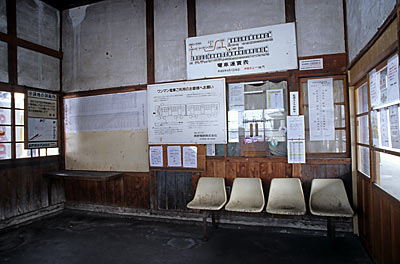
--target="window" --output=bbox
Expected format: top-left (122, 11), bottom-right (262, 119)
top-left (0, 90), bottom-right (59, 160)
top-left (227, 80), bottom-right (288, 157)
top-left (300, 76), bottom-right (348, 154)
top-left (354, 53), bottom-right (400, 200)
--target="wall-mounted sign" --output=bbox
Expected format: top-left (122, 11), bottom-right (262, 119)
top-left (26, 90), bottom-right (58, 149)
top-left (299, 58), bottom-right (323, 71)
top-left (186, 23), bottom-right (298, 79)
top-left (147, 79), bottom-right (227, 144)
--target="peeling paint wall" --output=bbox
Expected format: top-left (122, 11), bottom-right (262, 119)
top-left (0, 41), bottom-right (7, 83)
top-left (17, 47), bottom-right (60, 91)
top-left (0, 0), bottom-right (6, 33)
top-left (16, 0), bottom-right (60, 50)
top-left (196, 0), bottom-right (285, 36)
top-left (154, 0), bottom-right (187, 83)
top-left (347, 0), bottom-right (396, 62)
top-left (296, 0), bottom-right (345, 57)
top-left (62, 0), bottom-right (147, 92)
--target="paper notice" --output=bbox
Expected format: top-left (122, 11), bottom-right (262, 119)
top-left (206, 144), bottom-right (216, 156)
top-left (149, 146), bottom-right (163, 167)
top-left (380, 109), bottom-right (389, 147)
top-left (389, 105), bottom-right (400, 149)
top-left (387, 54), bottom-right (399, 103)
top-left (371, 110), bottom-right (379, 146)
top-left (287, 115), bottom-right (305, 140)
top-left (379, 68), bottom-right (388, 105)
top-left (308, 78), bottom-right (335, 141)
top-left (369, 69), bottom-right (379, 107)
top-left (287, 139), bottom-right (306, 163)
top-left (167, 146), bottom-right (182, 167)
top-left (266, 89), bottom-right (284, 110)
top-left (228, 83), bottom-right (245, 107)
top-left (290, 92), bottom-right (299, 116)
top-left (183, 146), bottom-right (197, 168)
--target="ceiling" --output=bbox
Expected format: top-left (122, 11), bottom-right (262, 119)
top-left (41, 0), bottom-right (106, 10)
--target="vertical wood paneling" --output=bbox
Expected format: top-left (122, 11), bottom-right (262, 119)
top-left (0, 159), bottom-right (62, 221)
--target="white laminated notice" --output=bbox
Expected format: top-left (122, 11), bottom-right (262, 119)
top-left (387, 54), bottom-right (399, 103)
top-left (389, 105), bottom-right (400, 149)
top-left (149, 146), bottom-right (163, 167)
top-left (289, 92), bottom-right (299, 116)
top-left (287, 139), bottom-right (306, 163)
top-left (167, 146), bottom-right (182, 167)
top-left (308, 78), bottom-right (335, 141)
top-left (183, 146), bottom-right (197, 168)
top-left (206, 144), bottom-right (216, 156)
top-left (380, 109), bottom-right (390, 147)
top-left (369, 69), bottom-right (379, 107)
top-left (287, 115), bottom-right (305, 140)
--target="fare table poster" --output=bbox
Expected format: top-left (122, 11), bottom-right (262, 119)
top-left (147, 79), bottom-right (227, 144)
top-left (25, 90), bottom-right (58, 149)
top-left (186, 23), bottom-right (298, 79)
top-left (307, 78), bottom-right (335, 141)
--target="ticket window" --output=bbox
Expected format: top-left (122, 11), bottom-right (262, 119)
top-left (227, 80), bottom-right (288, 157)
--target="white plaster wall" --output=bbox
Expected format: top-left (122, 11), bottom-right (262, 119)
top-left (347, 0), bottom-right (396, 62)
top-left (196, 0), bottom-right (285, 36)
top-left (0, 0), bottom-right (6, 33)
top-left (62, 0), bottom-right (147, 92)
top-left (16, 0), bottom-right (60, 50)
top-left (17, 47), bottom-right (60, 91)
top-left (154, 0), bottom-right (187, 83)
top-left (0, 41), bottom-right (7, 83)
top-left (296, 0), bottom-right (345, 57)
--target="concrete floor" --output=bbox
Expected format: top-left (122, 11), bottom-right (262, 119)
top-left (0, 210), bottom-right (372, 264)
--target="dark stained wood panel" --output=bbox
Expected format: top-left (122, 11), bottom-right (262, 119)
top-left (0, 158), bottom-right (62, 221)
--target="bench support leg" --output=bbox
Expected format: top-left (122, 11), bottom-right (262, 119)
top-left (211, 212), bottom-right (217, 229)
top-left (202, 211), bottom-right (208, 241)
top-left (327, 218), bottom-right (335, 241)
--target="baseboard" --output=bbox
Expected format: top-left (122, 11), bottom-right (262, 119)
top-left (65, 202), bottom-right (354, 236)
top-left (0, 203), bottom-right (64, 231)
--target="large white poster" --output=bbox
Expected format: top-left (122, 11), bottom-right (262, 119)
top-left (64, 91), bottom-right (147, 133)
top-left (186, 23), bottom-right (297, 79)
top-left (148, 79), bottom-right (227, 144)
top-left (308, 78), bottom-right (335, 141)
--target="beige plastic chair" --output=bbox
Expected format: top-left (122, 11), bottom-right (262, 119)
top-left (309, 179), bottom-right (354, 217)
top-left (187, 177), bottom-right (227, 240)
top-left (309, 179), bottom-right (354, 240)
top-left (225, 178), bottom-right (265, 213)
top-left (187, 177), bottom-right (227, 210)
top-left (266, 178), bottom-right (306, 215)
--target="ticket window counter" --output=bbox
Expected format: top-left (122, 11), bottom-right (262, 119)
top-left (226, 80), bottom-right (288, 158)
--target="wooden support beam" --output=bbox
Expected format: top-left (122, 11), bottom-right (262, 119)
top-left (285, 0), bottom-right (296, 23)
top-left (7, 0), bottom-right (17, 85)
top-left (146, 0), bottom-right (155, 85)
top-left (187, 0), bottom-right (196, 37)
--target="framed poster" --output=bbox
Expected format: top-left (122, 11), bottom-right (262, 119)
top-left (147, 78), bottom-right (227, 144)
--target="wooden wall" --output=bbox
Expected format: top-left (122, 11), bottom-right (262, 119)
top-left (0, 157), bottom-right (63, 221)
top-left (63, 172), bottom-right (150, 209)
top-left (357, 173), bottom-right (400, 264)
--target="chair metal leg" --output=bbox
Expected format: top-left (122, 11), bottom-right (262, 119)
top-left (327, 218), bottom-right (335, 241)
top-left (211, 212), bottom-right (217, 228)
top-left (202, 211), bottom-right (208, 241)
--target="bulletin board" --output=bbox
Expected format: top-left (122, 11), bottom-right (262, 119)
top-left (64, 91), bottom-right (149, 172)
top-left (25, 90), bottom-right (58, 149)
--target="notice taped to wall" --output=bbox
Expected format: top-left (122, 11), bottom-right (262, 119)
top-left (186, 23), bottom-right (297, 79)
top-left (26, 90), bottom-right (58, 149)
top-left (147, 79), bottom-right (227, 144)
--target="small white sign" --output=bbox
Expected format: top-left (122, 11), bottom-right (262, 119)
top-left (289, 92), bottom-right (299, 116)
top-left (287, 115), bottom-right (305, 140)
top-left (206, 144), bottom-right (216, 156)
top-left (299, 58), bottom-right (323, 71)
top-left (183, 146), bottom-right (197, 168)
top-left (149, 146), bottom-right (163, 167)
top-left (167, 146), bottom-right (182, 167)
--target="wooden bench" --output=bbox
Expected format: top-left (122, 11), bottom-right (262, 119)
top-left (266, 178), bottom-right (306, 215)
top-left (44, 170), bottom-right (123, 205)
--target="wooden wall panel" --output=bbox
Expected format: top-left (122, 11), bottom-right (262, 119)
top-left (0, 158), bottom-right (62, 221)
top-left (63, 172), bottom-right (150, 209)
top-left (357, 172), bottom-right (400, 264)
